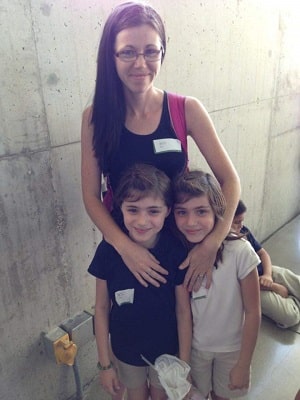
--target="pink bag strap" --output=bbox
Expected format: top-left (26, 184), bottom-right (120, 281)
top-left (167, 92), bottom-right (188, 155)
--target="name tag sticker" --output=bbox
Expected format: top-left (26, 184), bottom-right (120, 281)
top-left (192, 286), bottom-right (208, 300)
top-left (192, 276), bottom-right (208, 300)
top-left (153, 138), bottom-right (182, 154)
top-left (115, 289), bottom-right (135, 306)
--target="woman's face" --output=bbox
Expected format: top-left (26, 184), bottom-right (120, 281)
top-left (114, 24), bottom-right (163, 95)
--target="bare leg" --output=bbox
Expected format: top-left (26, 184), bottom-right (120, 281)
top-left (149, 384), bottom-right (168, 400)
top-left (112, 382), bottom-right (126, 400)
top-left (109, 341), bottom-right (126, 399)
top-left (211, 390), bottom-right (229, 400)
top-left (127, 382), bottom-right (149, 400)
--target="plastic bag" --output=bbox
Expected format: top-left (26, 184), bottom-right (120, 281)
top-left (141, 354), bottom-right (204, 400)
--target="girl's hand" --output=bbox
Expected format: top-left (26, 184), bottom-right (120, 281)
top-left (120, 240), bottom-right (168, 287)
top-left (259, 274), bottom-right (273, 288)
top-left (228, 364), bottom-right (250, 391)
top-left (179, 239), bottom-right (217, 292)
top-left (99, 369), bottom-right (121, 396)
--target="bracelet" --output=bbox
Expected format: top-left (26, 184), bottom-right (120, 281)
top-left (97, 361), bottom-right (113, 371)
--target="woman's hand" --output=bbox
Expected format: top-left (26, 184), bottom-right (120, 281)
top-left (120, 239), bottom-right (168, 287)
top-left (99, 369), bottom-right (121, 396)
top-left (179, 239), bottom-right (218, 292)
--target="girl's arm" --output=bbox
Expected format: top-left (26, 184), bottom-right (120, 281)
top-left (81, 107), bottom-right (168, 287)
top-left (229, 268), bottom-right (261, 390)
top-left (175, 284), bottom-right (192, 364)
top-left (180, 97), bottom-right (241, 291)
top-left (257, 248), bottom-right (273, 288)
top-left (94, 278), bottom-right (120, 396)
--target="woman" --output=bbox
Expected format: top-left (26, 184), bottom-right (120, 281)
top-left (81, 1), bottom-right (240, 290)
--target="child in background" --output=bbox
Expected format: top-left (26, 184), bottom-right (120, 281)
top-left (88, 164), bottom-right (192, 400)
top-left (172, 170), bottom-right (261, 400)
top-left (232, 200), bottom-right (300, 329)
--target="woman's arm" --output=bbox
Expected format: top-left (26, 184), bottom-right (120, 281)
top-left (181, 97), bottom-right (241, 291)
top-left (175, 284), bottom-right (192, 364)
top-left (94, 278), bottom-right (120, 396)
top-left (81, 107), bottom-right (168, 287)
top-left (229, 268), bottom-right (261, 390)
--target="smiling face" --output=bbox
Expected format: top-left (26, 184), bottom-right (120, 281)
top-left (121, 194), bottom-right (170, 249)
top-left (114, 24), bottom-right (163, 94)
top-left (174, 195), bottom-right (216, 244)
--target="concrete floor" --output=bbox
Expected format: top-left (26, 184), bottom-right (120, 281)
top-left (84, 215), bottom-right (300, 400)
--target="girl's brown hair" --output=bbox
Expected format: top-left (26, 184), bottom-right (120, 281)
top-left (172, 170), bottom-right (243, 264)
top-left (173, 170), bottom-right (226, 223)
top-left (114, 163), bottom-right (172, 210)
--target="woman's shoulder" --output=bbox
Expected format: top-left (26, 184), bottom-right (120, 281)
top-left (178, 95), bottom-right (210, 136)
top-left (184, 94), bottom-right (204, 107)
top-left (166, 92), bottom-right (203, 108)
top-left (184, 95), bottom-right (209, 119)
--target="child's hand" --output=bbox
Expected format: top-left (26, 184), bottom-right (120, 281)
top-left (228, 364), bottom-right (250, 391)
top-left (259, 274), bottom-right (273, 288)
top-left (99, 368), bottom-right (121, 396)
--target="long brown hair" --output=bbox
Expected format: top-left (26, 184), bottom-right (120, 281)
top-left (91, 2), bottom-right (166, 175)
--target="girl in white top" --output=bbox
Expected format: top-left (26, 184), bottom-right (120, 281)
top-left (172, 170), bottom-right (261, 400)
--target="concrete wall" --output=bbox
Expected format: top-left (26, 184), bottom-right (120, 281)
top-left (0, 1), bottom-right (299, 399)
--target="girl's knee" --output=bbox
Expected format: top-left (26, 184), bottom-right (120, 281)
top-left (149, 384), bottom-right (168, 400)
top-left (261, 291), bottom-right (300, 327)
top-left (126, 383), bottom-right (149, 400)
top-left (211, 391), bottom-right (229, 400)
top-left (276, 310), bottom-right (300, 328)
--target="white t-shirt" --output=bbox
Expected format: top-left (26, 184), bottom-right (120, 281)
top-left (191, 238), bottom-right (260, 352)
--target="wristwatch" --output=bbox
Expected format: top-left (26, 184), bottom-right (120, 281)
top-left (97, 361), bottom-right (113, 371)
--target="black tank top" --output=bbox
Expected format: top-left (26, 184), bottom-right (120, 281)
top-left (108, 92), bottom-right (187, 192)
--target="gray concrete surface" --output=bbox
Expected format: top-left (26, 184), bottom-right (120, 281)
top-left (0, 1), bottom-right (299, 399)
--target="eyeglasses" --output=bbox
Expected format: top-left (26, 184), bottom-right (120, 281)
top-left (115, 47), bottom-right (164, 63)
